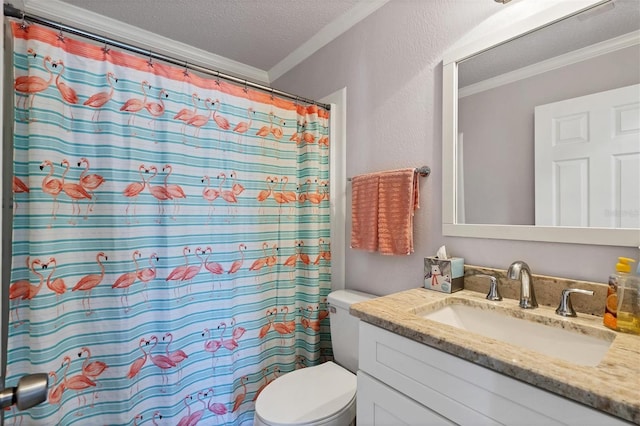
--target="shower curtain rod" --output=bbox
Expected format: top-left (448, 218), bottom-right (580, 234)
top-left (3, 3), bottom-right (331, 110)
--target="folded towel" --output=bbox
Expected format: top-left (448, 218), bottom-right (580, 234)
top-left (350, 173), bottom-right (380, 252)
top-left (377, 168), bottom-right (419, 255)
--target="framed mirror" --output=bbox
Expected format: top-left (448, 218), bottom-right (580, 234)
top-left (442, 0), bottom-right (640, 246)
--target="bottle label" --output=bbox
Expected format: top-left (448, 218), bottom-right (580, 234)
top-left (603, 275), bottom-right (618, 330)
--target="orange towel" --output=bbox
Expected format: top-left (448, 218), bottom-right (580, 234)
top-left (378, 168), bottom-right (419, 255)
top-left (350, 173), bottom-right (380, 252)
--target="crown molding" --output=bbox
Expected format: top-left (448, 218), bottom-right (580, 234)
top-left (269, 0), bottom-right (390, 82)
top-left (21, 0), bottom-right (270, 84)
top-left (459, 30), bottom-right (640, 98)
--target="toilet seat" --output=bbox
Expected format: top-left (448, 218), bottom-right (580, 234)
top-left (254, 361), bottom-right (356, 426)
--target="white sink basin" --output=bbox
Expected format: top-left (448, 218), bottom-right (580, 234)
top-left (422, 302), bottom-right (613, 367)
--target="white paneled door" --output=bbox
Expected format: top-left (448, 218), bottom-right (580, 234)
top-left (535, 84), bottom-right (640, 228)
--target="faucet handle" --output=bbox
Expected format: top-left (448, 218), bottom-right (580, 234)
top-left (555, 288), bottom-right (594, 317)
top-left (477, 274), bottom-right (502, 301)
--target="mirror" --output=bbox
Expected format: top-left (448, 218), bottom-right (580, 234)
top-left (442, 0), bottom-right (640, 246)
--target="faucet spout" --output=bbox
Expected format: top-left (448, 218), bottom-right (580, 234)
top-left (508, 261), bottom-right (538, 309)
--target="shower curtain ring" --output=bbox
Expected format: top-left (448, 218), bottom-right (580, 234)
top-left (270, 88), bottom-right (274, 101)
top-left (19, 11), bottom-right (29, 31)
top-left (57, 30), bottom-right (65, 43)
top-left (147, 51), bottom-right (154, 68)
top-left (215, 71), bottom-right (221, 86)
top-left (183, 62), bottom-right (190, 77)
top-left (102, 43), bottom-right (111, 55)
top-left (243, 80), bottom-right (248, 93)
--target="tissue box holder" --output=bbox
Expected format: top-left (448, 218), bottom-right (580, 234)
top-left (424, 257), bottom-right (464, 293)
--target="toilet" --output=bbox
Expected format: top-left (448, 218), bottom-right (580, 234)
top-left (254, 289), bottom-right (375, 426)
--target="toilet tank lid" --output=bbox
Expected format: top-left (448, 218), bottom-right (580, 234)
top-left (327, 289), bottom-right (375, 310)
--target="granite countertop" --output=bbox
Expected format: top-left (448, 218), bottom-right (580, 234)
top-left (350, 288), bottom-right (640, 424)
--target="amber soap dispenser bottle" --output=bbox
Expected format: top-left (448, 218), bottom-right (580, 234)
top-left (604, 257), bottom-right (638, 333)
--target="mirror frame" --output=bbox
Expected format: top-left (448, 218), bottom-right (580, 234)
top-left (442, 0), bottom-right (640, 247)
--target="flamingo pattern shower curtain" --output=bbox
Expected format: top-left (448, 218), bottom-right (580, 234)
top-left (6, 21), bottom-right (331, 425)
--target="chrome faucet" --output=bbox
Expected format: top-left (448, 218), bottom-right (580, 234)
top-left (507, 261), bottom-right (538, 309)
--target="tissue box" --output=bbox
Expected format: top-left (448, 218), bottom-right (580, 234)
top-left (424, 257), bottom-right (464, 293)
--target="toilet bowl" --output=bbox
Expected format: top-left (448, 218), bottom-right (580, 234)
top-left (253, 289), bottom-right (374, 426)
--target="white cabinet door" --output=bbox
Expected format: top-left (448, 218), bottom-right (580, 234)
top-left (535, 84), bottom-right (640, 228)
top-left (357, 371), bottom-right (455, 426)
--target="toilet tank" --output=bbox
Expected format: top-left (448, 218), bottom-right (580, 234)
top-left (327, 289), bottom-right (375, 373)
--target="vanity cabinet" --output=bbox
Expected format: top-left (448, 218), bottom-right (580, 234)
top-left (357, 322), bottom-right (630, 425)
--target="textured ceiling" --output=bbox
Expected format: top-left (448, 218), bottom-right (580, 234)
top-left (58, 0), bottom-right (362, 71)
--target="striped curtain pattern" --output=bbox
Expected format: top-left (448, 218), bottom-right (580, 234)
top-left (7, 21), bottom-right (331, 425)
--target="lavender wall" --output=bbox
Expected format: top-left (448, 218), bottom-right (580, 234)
top-left (273, 1), bottom-right (639, 294)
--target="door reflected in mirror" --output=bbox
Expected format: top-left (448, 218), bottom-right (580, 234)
top-left (456, 0), bottom-right (640, 228)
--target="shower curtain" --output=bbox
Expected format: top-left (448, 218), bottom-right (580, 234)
top-left (6, 20), bottom-right (331, 425)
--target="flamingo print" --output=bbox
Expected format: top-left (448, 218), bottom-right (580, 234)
top-left (231, 376), bottom-right (248, 413)
top-left (255, 111), bottom-right (274, 148)
top-left (270, 115), bottom-right (285, 141)
top-left (52, 60), bottom-right (78, 122)
top-left (227, 243), bottom-right (246, 279)
top-left (314, 238), bottom-right (331, 265)
top-left (280, 306), bottom-right (296, 333)
top-left (267, 243), bottom-right (279, 270)
top-left (14, 54), bottom-right (54, 120)
top-left (145, 88), bottom-right (168, 134)
top-left (181, 247), bottom-right (205, 299)
top-left (71, 252), bottom-right (107, 316)
top-left (120, 80), bottom-right (151, 127)
top-left (218, 172), bottom-right (238, 215)
top-left (177, 395), bottom-right (202, 426)
top-left (127, 338), bottom-right (149, 396)
top-left (112, 250), bottom-right (141, 312)
top-left (174, 92), bottom-right (199, 141)
top-left (78, 347), bottom-right (108, 379)
top-left (201, 175), bottom-right (221, 221)
top-left (166, 246), bottom-right (191, 299)
top-left (230, 317), bottom-right (246, 345)
top-left (83, 71), bottom-right (117, 131)
top-left (78, 157), bottom-right (105, 214)
top-left (9, 257), bottom-right (43, 326)
top-left (186, 97), bottom-right (213, 142)
top-left (258, 308), bottom-right (277, 339)
top-left (229, 171), bottom-right (245, 195)
top-left (218, 321), bottom-right (237, 351)
top-left (249, 242), bottom-right (269, 273)
top-left (163, 332), bottom-right (188, 385)
top-left (204, 246), bottom-right (224, 292)
top-left (40, 160), bottom-right (63, 222)
top-left (202, 328), bottom-right (222, 371)
top-left (212, 99), bottom-right (231, 141)
top-left (148, 335), bottom-right (176, 392)
top-left (137, 252), bottom-right (159, 304)
top-left (60, 159), bottom-right (92, 224)
top-left (147, 165), bottom-right (172, 221)
top-left (206, 387), bottom-right (228, 420)
top-left (257, 176), bottom-right (275, 214)
top-left (48, 371), bottom-right (65, 406)
top-left (12, 175), bottom-right (29, 214)
top-left (233, 106), bottom-right (254, 146)
top-left (43, 257), bottom-right (67, 324)
top-left (123, 164), bottom-right (148, 223)
top-left (163, 164), bottom-right (186, 219)
top-left (61, 355), bottom-right (96, 416)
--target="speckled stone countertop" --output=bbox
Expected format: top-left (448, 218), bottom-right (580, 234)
top-left (350, 287), bottom-right (640, 424)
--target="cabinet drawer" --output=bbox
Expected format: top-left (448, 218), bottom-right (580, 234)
top-left (359, 322), bottom-right (629, 425)
top-left (357, 370), bottom-right (455, 426)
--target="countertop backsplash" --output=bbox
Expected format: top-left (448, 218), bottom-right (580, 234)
top-left (463, 265), bottom-right (608, 317)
